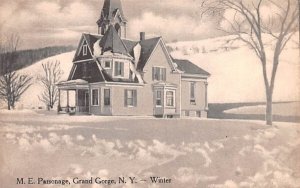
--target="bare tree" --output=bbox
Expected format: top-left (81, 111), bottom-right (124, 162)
top-left (38, 61), bottom-right (63, 110)
top-left (0, 34), bottom-right (33, 110)
top-left (201, 0), bottom-right (299, 125)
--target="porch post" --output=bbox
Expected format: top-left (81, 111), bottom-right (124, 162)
top-left (57, 89), bottom-right (61, 113)
top-left (205, 82), bottom-right (208, 110)
top-left (66, 90), bottom-right (70, 112)
top-left (75, 89), bottom-right (78, 113)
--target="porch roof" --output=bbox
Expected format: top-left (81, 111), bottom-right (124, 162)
top-left (57, 79), bottom-right (89, 90)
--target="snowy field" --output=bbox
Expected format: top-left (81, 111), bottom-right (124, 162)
top-left (0, 110), bottom-right (300, 188)
top-left (224, 102), bottom-right (300, 117)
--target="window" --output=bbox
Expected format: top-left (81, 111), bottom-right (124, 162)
top-left (152, 67), bottom-right (166, 81)
top-left (190, 82), bottom-right (196, 105)
top-left (83, 44), bottom-right (88, 56)
top-left (156, 90), bottom-right (162, 106)
top-left (115, 24), bottom-right (121, 37)
top-left (166, 91), bottom-right (174, 107)
top-left (185, 111), bottom-right (190, 116)
top-left (205, 82), bottom-right (208, 109)
top-left (104, 89), bottom-right (110, 106)
top-left (125, 90), bottom-right (137, 107)
top-left (104, 61), bottom-right (111, 69)
top-left (114, 61), bottom-right (124, 77)
top-left (92, 89), bottom-right (99, 106)
top-left (196, 111), bottom-right (201, 117)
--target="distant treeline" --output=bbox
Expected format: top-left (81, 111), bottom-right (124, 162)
top-left (0, 45), bottom-right (76, 73)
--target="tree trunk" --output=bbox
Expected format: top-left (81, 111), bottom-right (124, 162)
top-left (7, 100), bottom-right (11, 110)
top-left (266, 90), bottom-right (273, 125)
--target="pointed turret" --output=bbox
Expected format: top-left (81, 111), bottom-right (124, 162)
top-left (97, 0), bottom-right (127, 38)
top-left (99, 25), bottom-right (128, 55)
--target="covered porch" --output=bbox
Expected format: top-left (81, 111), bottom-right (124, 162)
top-left (57, 79), bottom-right (90, 115)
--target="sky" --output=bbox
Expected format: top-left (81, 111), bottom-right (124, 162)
top-left (0, 0), bottom-right (224, 49)
top-left (0, 0), bottom-right (295, 50)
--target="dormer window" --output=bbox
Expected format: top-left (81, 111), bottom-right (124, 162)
top-left (83, 45), bottom-right (88, 56)
top-left (104, 61), bottom-right (111, 69)
top-left (114, 61), bottom-right (124, 77)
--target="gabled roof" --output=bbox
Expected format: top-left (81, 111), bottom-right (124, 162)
top-left (99, 25), bottom-right (129, 55)
top-left (73, 34), bottom-right (102, 62)
top-left (83, 33), bottom-right (102, 54)
top-left (98, 0), bottom-right (127, 23)
top-left (173, 59), bottom-right (210, 76)
top-left (137, 37), bottom-right (161, 71)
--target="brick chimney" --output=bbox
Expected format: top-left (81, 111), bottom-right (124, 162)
top-left (140, 32), bottom-right (145, 41)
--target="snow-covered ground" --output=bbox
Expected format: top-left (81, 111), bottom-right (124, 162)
top-left (0, 111), bottom-right (299, 188)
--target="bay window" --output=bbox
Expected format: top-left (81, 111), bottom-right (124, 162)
top-left (166, 91), bottom-right (174, 107)
top-left (156, 90), bottom-right (162, 106)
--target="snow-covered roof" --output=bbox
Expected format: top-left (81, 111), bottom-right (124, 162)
top-left (173, 58), bottom-right (210, 76)
top-left (58, 79), bottom-right (88, 85)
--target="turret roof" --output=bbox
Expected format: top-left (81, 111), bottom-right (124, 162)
top-left (98, 0), bottom-right (127, 24)
top-left (99, 25), bottom-right (129, 55)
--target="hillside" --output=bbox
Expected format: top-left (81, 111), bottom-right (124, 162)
top-left (168, 34), bottom-right (299, 103)
top-left (15, 51), bottom-right (75, 109)
top-left (1, 34), bottom-right (299, 109)
top-left (0, 46), bottom-right (75, 75)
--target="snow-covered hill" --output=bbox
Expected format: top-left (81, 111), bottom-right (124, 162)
top-left (3, 34), bottom-right (299, 109)
top-left (16, 51), bottom-right (75, 109)
top-left (168, 34), bottom-right (299, 103)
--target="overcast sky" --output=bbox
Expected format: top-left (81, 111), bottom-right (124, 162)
top-left (0, 0), bottom-right (226, 49)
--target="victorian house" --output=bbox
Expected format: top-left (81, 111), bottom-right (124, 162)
top-left (57, 0), bottom-right (210, 118)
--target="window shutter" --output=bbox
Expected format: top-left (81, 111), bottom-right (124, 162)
top-left (114, 62), bottom-right (118, 76)
top-left (163, 68), bottom-right (166, 81)
top-left (152, 67), bottom-right (155, 80)
top-left (133, 90), bottom-right (137, 107)
top-left (124, 89), bottom-right (128, 106)
top-left (121, 62), bottom-right (124, 77)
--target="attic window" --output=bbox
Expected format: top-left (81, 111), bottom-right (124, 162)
top-left (83, 45), bottom-right (88, 56)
